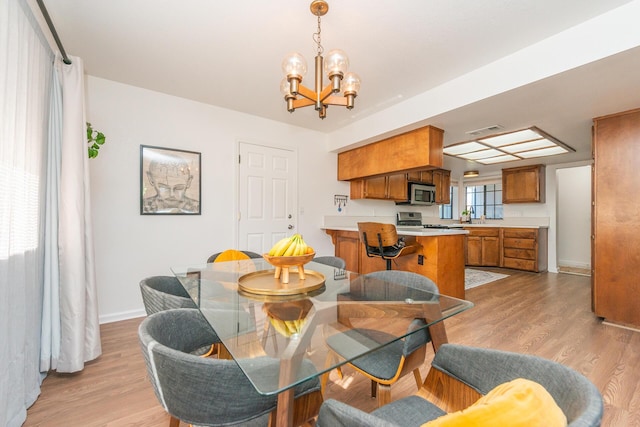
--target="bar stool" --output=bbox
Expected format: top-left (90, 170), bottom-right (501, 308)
top-left (357, 222), bottom-right (421, 270)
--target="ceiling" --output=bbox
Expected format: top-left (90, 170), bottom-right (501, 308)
top-left (44, 0), bottom-right (640, 170)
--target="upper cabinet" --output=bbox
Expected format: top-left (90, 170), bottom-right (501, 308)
top-left (502, 164), bottom-right (545, 203)
top-left (350, 173), bottom-right (409, 201)
top-left (432, 169), bottom-right (451, 204)
top-left (350, 168), bottom-right (450, 203)
top-left (338, 125), bottom-right (444, 181)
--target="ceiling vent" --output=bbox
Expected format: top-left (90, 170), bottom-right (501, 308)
top-left (466, 125), bottom-right (503, 136)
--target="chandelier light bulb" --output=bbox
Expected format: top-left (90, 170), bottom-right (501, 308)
top-left (324, 49), bottom-right (349, 77)
top-left (342, 72), bottom-right (361, 94)
top-left (282, 52), bottom-right (308, 78)
top-left (280, 78), bottom-right (293, 96)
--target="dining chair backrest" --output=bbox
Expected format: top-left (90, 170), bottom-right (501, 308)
top-left (139, 308), bottom-right (323, 426)
top-left (313, 256), bottom-right (347, 269)
top-left (139, 275), bottom-right (196, 315)
top-left (322, 270), bottom-right (440, 407)
top-left (356, 270), bottom-right (438, 354)
top-left (316, 344), bottom-right (604, 427)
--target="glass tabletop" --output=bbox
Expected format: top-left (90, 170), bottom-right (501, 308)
top-left (171, 258), bottom-right (473, 396)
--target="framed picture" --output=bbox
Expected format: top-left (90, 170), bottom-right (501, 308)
top-left (140, 145), bottom-right (201, 215)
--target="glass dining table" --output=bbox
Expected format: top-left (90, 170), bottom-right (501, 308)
top-left (171, 258), bottom-right (473, 427)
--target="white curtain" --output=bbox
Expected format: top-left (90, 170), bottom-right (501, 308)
top-left (54, 56), bottom-right (102, 372)
top-left (0, 0), bottom-right (52, 425)
top-left (1, 0), bottom-right (101, 424)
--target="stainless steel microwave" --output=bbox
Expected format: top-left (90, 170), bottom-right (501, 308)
top-left (401, 182), bottom-right (436, 205)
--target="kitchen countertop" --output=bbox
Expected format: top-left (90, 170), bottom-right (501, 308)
top-left (322, 226), bottom-right (469, 236)
top-left (447, 223), bottom-right (549, 229)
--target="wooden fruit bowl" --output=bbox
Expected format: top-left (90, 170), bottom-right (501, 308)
top-left (262, 253), bottom-right (315, 284)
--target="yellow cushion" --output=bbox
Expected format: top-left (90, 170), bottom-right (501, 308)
top-left (422, 378), bottom-right (567, 427)
top-left (213, 249), bottom-right (251, 262)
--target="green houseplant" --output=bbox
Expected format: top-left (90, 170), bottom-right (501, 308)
top-left (86, 122), bottom-right (106, 158)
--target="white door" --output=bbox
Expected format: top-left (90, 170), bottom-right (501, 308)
top-left (238, 142), bottom-right (297, 254)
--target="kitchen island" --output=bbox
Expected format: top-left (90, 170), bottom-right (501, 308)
top-left (323, 226), bottom-right (468, 298)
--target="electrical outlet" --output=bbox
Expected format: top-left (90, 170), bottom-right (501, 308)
top-left (418, 255), bottom-right (424, 265)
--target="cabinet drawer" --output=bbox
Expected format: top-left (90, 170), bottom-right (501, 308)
top-left (502, 229), bottom-right (536, 239)
top-left (503, 238), bottom-right (535, 249)
top-left (465, 228), bottom-right (500, 238)
top-left (503, 248), bottom-right (536, 260)
top-left (503, 257), bottom-right (536, 271)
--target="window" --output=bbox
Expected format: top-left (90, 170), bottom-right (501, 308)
top-left (439, 185), bottom-right (458, 219)
top-left (465, 183), bottom-right (503, 219)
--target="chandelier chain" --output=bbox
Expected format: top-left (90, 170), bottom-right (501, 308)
top-left (313, 15), bottom-right (324, 55)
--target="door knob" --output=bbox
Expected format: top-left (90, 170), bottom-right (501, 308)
top-left (288, 224), bottom-right (294, 229)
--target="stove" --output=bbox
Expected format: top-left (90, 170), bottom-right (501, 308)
top-left (396, 212), bottom-right (423, 227)
top-left (397, 212), bottom-right (451, 229)
top-left (422, 224), bottom-right (450, 229)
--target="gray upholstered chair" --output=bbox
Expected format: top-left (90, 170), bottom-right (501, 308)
top-left (207, 250), bottom-right (262, 264)
top-left (317, 344), bottom-right (604, 427)
top-left (139, 308), bottom-right (323, 427)
top-left (139, 274), bottom-right (218, 362)
top-left (139, 275), bottom-right (196, 314)
top-left (322, 270), bottom-right (438, 407)
top-left (313, 256), bottom-right (347, 269)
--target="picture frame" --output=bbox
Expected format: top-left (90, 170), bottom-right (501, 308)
top-left (140, 145), bottom-right (201, 215)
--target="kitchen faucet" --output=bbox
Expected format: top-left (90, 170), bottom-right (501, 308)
top-left (468, 206), bottom-right (474, 224)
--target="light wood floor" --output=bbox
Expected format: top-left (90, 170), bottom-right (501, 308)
top-left (25, 269), bottom-right (640, 426)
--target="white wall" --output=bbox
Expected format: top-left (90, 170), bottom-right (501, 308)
top-left (556, 165), bottom-right (592, 269)
top-left (86, 76), bottom-right (343, 323)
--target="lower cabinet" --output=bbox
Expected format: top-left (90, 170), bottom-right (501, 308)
top-left (465, 228), bottom-right (500, 266)
top-left (501, 228), bottom-right (547, 273)
top-left (464, 227), bottom-right (548, 272)
top-left (325, 230), bottom-right (361, 272)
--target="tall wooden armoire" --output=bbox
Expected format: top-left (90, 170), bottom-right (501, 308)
top-left (592, 108), bottom-right (640, 328)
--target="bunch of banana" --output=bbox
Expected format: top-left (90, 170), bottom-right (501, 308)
top-left (269, 318), bottom-right (306, 337)
top-left (268, 233), bottom-right (314, 256)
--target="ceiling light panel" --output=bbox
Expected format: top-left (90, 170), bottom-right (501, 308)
top-left (443, 142), bottom-right (486, 155)
top-left (475, 154), bottom-right (520, 164)
top-left (500, 138), bottom-right (555, 153)
top-left (444, 126), bottom-right (575, 164)
top-left (517, 146), bottom-right (569, 158)
top-left (458, 149), bottom-right (504, 160)
top-left (479, 129), bottom-right (542, 147)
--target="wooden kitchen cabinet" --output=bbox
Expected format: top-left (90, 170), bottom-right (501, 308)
top-left (407, 169), bottom-right (433, 183)
top-left (350, 173), bottom-right (408, 200)
top-left (338, 126), bottom-right (444, 181)
top-left (501, 228), bottom-right (547, 272)
top-left (502, 164), bottom-right (545, 203)
top-left (432, 169), bottom-right (451, 204)
top-left (464, 228), bottom-right (500, 266)
top-left (352, 168), bottom-right (451, 203)
top-left (323, 229), bottom-right (360, 272)
top-left (592, 108), bottom-right (640, 327)
top-left (462, 227), bottom-right (548, 272)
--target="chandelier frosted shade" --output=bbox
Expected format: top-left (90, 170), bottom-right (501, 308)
top-left (281, 0), bottom-right (360, 119)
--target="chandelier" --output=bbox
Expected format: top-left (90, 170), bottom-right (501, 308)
top-left (280, 0), bottom-right (361, 119)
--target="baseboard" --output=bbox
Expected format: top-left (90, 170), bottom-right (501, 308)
top-left (99, 309), bottom-right (146, 325)
top-left (602, 320), bottom-right (640, 333)
top-left (557, 260), bottom-right (591, 269)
